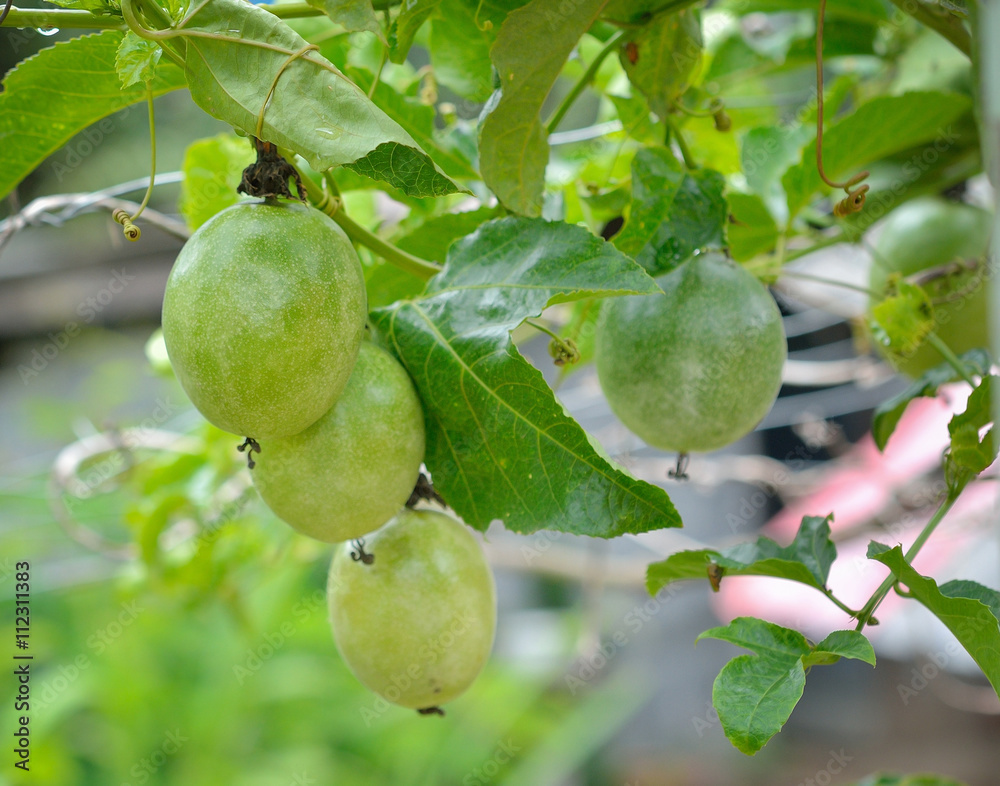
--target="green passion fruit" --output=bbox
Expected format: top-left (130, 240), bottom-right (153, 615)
top-left (595, 253), bottom-right (786, 454)
top-left (868, 197), bottom-right (993, 377)
top-left (161, 200), bottom-right (367, 439)
top-left (253, 341), bottom-right (426, 543)
top-left (327, 508), bottom-right (496, 711)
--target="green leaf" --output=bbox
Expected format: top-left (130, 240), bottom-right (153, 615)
top-left (741, 124), bottom-right (810, 195)
top-left (872, 348), bottom-right (992, 451)
top-left (429, 0), bottom-right (523, 101)
top-left (389, 0), bottom-right (441, 63)
top-left (115, 31), bottom-right (162, 88)
top-left (348, 69), bottom-right (479, 180)
top-left (0, 32), bottom-right (186, 202)
top-left (698, 616), bottom-right (811, 656)
top-left (697, 618), bottom-right (809, 755)
top-left (782, 92), bottom-right (972, 219)
top-left (869, 280), bottom-right (935, 360)
top-left (607, 92), bottom-right (660, 145)
top-left (805, 630), bottom-right (876, 667)
top-left (868, 544), bottom-right (1000, 696)
top-left (370, 217), bottom-right (681, 536)
top-left (698, 617), bottom-right (874, 754)
top-left (394, 207), bottom-right (498, 262)
top-left (620, 8), bottom-right (702, 120)
top-left (727, 192), bottom-right (778, 261)
top-left (945, 375), bottom-right (998, 491)
top-left (613, 147), bottom-right (727, 276)
top-left (478, 0), bottom-right (609, 216)
top-left (308, 0), bottom-right (386, 42)
top-left (646, 515), bottom-right (836, 595)
top-left (178, 134), bottom-right (256, 231)
top-left (176, 0), bottom-right (462, 198)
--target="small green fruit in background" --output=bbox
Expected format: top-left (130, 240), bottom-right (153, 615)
top-left (162, 200), bottom-right (367, 439)
top-left (327, 508), bottom-right (496, 711)
top-left (253, 341), bottom-right (426, 543)
top-left (868, 197), bottom-right (992, 378)
top-left (595, 253), bottom-right (786, 454)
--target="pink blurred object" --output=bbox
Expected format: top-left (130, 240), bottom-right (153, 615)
top-left (711, 383), bottom-right (999, 643)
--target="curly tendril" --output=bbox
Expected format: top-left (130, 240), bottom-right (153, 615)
top-left (113, 81), bottom-right (157, 241)
top-left (256, 44), bottom-right (321, 139)
top-left (473, 0), bottom-right (492, 31)
top-left (816, 0), bottom-right (869, 217)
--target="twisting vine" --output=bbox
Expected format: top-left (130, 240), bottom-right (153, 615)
top-left (815, 0), bottom-right (869, 217)
top-left (113, 81), bottom-right (156, 241)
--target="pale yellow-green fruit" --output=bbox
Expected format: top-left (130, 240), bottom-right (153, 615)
top-left (327, 508), bottom-right (496, 710)
top-left (253, 341), bottom-right (426, 543)
top-left (595, 254), bottom-right (786, 453)
top-left (161, 200), bottom-right (367, 439)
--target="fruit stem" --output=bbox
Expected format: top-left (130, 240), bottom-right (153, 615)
top-left (525, 317), bottom-right (566, 345)
top-left (666, 117), bottom-right (697, 171)
top-left (925, 332), bottom-right (978, 386)
top-left (545, 30), bottom-right (625, 134)
top-left (853, 490), bottom-right (959, 630)
top-left (299, 169), bottom-right (443, 281)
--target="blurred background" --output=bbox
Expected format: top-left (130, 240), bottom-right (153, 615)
top-left (2, 3), bottom-right (999, 785)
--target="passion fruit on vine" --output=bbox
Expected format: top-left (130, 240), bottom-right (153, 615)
top-left (253, 340), bottom-right (426, 543)
top-left (595, 253), bottom-right (786, 454)
top-left (327, 508), bottom-right (496, 711)
top-left (161, 200), bottom-right (367, 439)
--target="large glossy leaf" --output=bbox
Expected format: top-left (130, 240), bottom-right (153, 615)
top-left (371, 217), bottom-right (682, 536)
top-left (613, 147), bottom-right (728, 276)
top-left (868, 543), bottom-right (1000, 696)
top-left (872, 348), bottom-right (992, 451)
top-left (698, 617), bottom-right (874, 754)
top-left (0, 32), bottom-right (186, 202)
top-left (647, 515), bottom-right (836, 595)
top-left (478, 0), bottom-right (609, 216)
top-left (175, 0), bottom-right (462, 197)
top-left (782, 92), bottom-right (971, 219)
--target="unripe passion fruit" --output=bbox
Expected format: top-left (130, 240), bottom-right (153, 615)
top-left (595, 254), bottom-right (786, 453)
top-left (327, 508), bottom-right (496, 710)
top-left (253, 341), bottom-right (426, 543)
top-left (868, 197), bottom-right (992, 377)
top-left (161, 200), bottom-right (367, 439)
